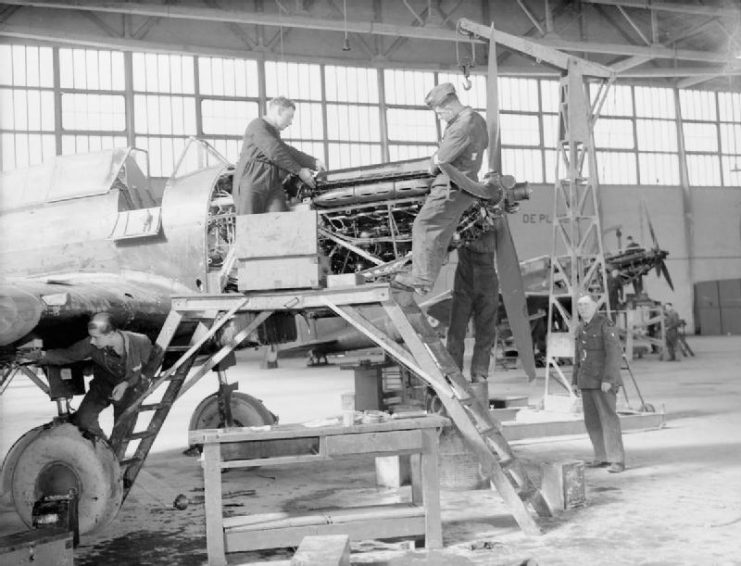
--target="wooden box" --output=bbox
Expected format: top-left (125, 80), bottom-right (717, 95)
top-left (540, 460), bottom-right (586, 512)
top-left (235, 209), bottom-right (327, 291)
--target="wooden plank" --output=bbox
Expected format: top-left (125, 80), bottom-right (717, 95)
top-left (225, 503), bottom-right (423, 531)
top-left (189, 416), bottom-right (448, 444)
top-left (421, 428), bottom-right (443, 549)
top-left (203, 441), bottom-right (227, 566)
top-left (171, 284), bottom-right (392, 313)
top-left (225, 515), bottom-right (425, 553)
top-left (326, 430), bottom-right (423, 457)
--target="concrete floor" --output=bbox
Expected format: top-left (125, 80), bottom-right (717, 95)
top-left (1, 336), bottom-right (740, 565)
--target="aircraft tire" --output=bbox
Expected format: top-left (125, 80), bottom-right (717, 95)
top-left (11, 422), bottom-right (123, 535)
top-left (188, 391), bottom-right (277, 433)
top-left (0, 424), bottom-right (45, 503)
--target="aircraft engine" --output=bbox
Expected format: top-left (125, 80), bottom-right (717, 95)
top-left (298, 158), bottom-right (528, 276)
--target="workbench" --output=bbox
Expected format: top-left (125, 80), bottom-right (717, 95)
top-left (189, 415), bottom-right (448, 566)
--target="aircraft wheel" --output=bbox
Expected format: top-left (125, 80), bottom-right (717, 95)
top-left (0, 424), bottom-right (45, 502)
top-left (187, 393), bottom-right (319, 464)
top-left (188, 391), bottom-right (277, 432)
top-left (11, 422), bottom-right (123, 535)
top-left (425, 388), bottom-right (446, 416)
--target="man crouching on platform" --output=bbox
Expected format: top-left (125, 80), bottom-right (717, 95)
top-left (394, 82), bottom-right (489, 295)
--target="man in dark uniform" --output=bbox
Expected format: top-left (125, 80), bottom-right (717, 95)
top-left (233, 96), bottom-right (325, 215)
top-left (446, 229), bottom-right (499, 382)
top-left (24, 313), bottom-right (161, 439)
top-left (664, 302), bottom-right (681, 361)
top-left (395, 82), bottom-right (489, 294)
top-left (572, 295), bottom-right (626, 473)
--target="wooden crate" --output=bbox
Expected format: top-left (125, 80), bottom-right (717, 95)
top-left (235, 209), bottom-right (327, 291)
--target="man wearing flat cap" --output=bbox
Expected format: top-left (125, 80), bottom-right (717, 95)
top-left (394, 82), bottom-right (488, 294)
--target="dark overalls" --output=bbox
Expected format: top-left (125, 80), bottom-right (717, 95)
top-left (446, 230), bottom-right (499, 381)
top-left (232, 117), bottom-right (317, 215)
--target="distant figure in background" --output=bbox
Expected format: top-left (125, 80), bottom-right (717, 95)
top-left (625, 235), bottom-right (641, 250)
top-left (572, 295), bottom-right (626, 473)
top-left (446, 230), bottom-right (498, 382)
top-left (664, 302), bottom-right (682, 361)
top-left (233, 96), bottom-right (325, 215)
top-left (394, 82), bottom-right (488, 295)
top-left (22, 313), bottom-right (161, 440)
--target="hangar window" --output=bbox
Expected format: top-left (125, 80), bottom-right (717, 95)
top-left (265, 61), bottom-right (322, 101)
top-left (639, 153), bottom-right (680, 185)
top-left (132, 53), bottom-right (196, 176)
top-left (634, 86), bottom-right (675, 119)
top-left (60, 48), bottom-right (124, 91)
top-left (686, 154), bottom-right (722, 186)
top-left (718, 92), bottom-right (741, 187)
top-left (594, 84), bottom-right (633, 117)
top-left (596, 151), bottom-right (637, 184)
top-left (683, 122), bottom-right (718, 153)
top-left (326, 103), bottom-right (381, 144)
top-left (594, 118), bottom-right (634, 149)
top-left (201, 100), bottom-right (260, 137)
top-left (133, 53), bottom-right (194, 94)
top-left (386, 108), bottom-right (437, 143)
top-left (680, 90), bottom-right (717, 122)
top-left (500, 113), bottom-right (540, 147)
top-left (325, 66), bottom-right (379, 103)
top-left (384, 70), bottom-right (435, 106)
top-left (499, 77), bottom-right (539, 113)
top-left (636, 119), bottom-right (678, 153)
top-left (62, 94), bottom-right (126, 132)
top-left (328, 143), bottom-right (383, 169)
top-left (503, 148), bottom-right (543, 183)
top-left (0, 45), bottom-right (55, 170)
top-left (388, 144), bottom-right (436, 161)
top-left (198, 57), bottom-right (258, 98)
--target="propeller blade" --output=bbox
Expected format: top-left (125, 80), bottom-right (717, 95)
top-left (494, 217), bottom-right (536, 381)
top-left (642, 199), bottom-right (660, 249)
top-left (659, 260), bottom-right (674, 291)
top-left (485, 26), bottom-right (535, 380)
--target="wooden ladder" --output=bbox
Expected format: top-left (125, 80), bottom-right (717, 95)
top-left (321, 287), bottom-right (552, 535)
top-left (109, 298), bottom-right (260, 501)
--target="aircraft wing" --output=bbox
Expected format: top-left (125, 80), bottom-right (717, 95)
top-left (0, 277), bottom-right (177, 351)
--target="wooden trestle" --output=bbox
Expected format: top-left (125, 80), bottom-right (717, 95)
top-left (112, 282), bottom-right (552, 534)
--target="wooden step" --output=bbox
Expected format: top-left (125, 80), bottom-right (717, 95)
top-left (139, 403), bottom-right (167, 411)
top-left (119, 457), bottom-right (142, 468)
top-left (126, 430), bottom-right (157, 441)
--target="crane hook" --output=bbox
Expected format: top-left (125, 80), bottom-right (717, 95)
top-left (461, 64), bottom-right (472, 91)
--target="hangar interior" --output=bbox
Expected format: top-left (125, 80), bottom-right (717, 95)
top-left (1, 1), bottom-right (741, 565)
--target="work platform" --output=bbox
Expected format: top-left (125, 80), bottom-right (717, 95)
top-left (123, 282), bottom-right (553, 543)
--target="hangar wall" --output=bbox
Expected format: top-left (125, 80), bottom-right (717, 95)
top-left (506, 183), bottom-right (741, 333)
